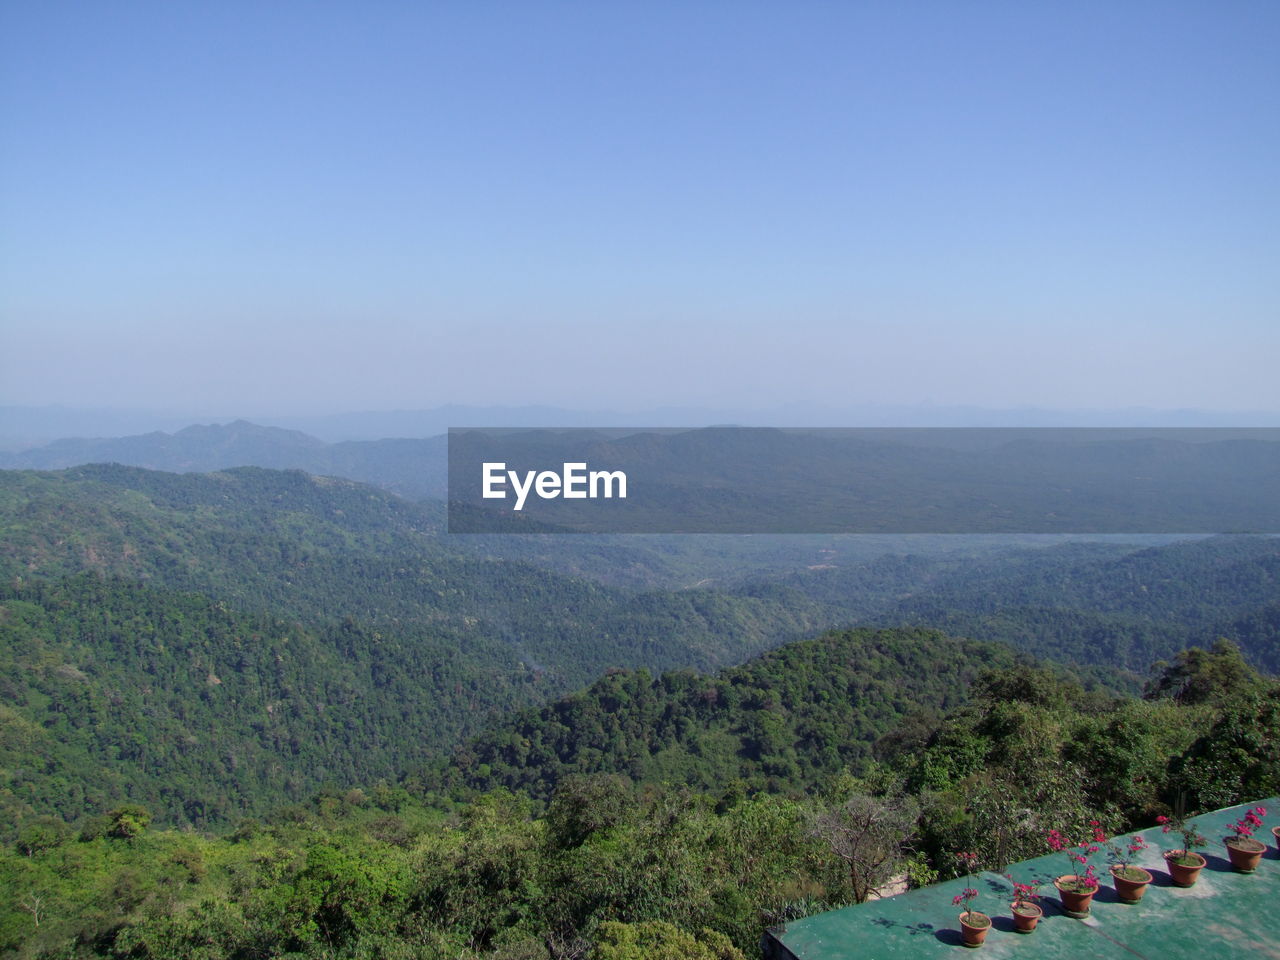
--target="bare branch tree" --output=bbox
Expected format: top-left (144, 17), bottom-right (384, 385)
top-left (811, 794), bottom-right (919, 904)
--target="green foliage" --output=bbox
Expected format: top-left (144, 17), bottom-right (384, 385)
top-left (888, 657), bottom-right (1277, 874)
top-left (106, 805), bottom-right (152, 840)
top-left (591, 920), bottom-right (746, 960)
top-left (1170, 682), bottom-right (1280, 810)
top-left (1145, 639), bottom-right (1267, 706)
top-left (14, 818), bottom-right (71, 857)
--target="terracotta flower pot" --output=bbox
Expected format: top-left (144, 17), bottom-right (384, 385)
top-left (1110, 865), bottom-right (1153, 903)
top-left (1053, 875), bottom-right (1096, 917)
top-left (1273, 825), bottom-right (1280, 851)
top-left (958, 911), bottom-right (991, 947)
top-left (1164, 850), bottom-right (1206, 887)
top-left (1010, 902), bottom-right (1042, 933)
top-left (1225, 837), bottom-right (1266, 873)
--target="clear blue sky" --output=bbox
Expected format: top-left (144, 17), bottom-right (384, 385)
top-left (2, 1), bottom-right (1276, 417)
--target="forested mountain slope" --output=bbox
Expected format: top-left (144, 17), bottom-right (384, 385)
top-left (427, 627), bottom-right (1029, 800)
top-left (0, 466), bottom-right (837, 683)
top-left (2, 465), bottom-right (1275, 837)
top-left (755, 535), bottom-right (1280, 673)
top-left (0, 467), bottom-right (841, 828)
top-left (0, 574), bottom-right (541, 829)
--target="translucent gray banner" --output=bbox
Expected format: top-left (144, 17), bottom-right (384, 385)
top-left (447, 427), bottom-right (1280, 534)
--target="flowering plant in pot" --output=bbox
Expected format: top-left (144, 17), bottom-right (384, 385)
top-left (1047, 824), bottom-right (1102, 917)
top-left (953, 852), bottom-right (990, 947)
top-left (1156, 812), bottom-right (1207, 886)
top-left (1005, 876), bottom-right (1043, 933)
top-left (1106, 833), bottom-right (1153, 903)
top-left (1223, 806), bottom-right (1267, 873)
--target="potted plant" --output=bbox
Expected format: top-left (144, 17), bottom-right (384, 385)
top-left (1156, 812), bottom-right (1208, 886)
top-left (1005, 876), bottom-right (1043, 933)
top-left (953, 851), bottom-right (990, 947)
top-left (1106, 833), bottom-right (1153, 903)
top-left (1223, 806), bottom-right (1267, 873)
top-left (1048, 823), bottom-right (1103, 918)
top-left (954, 887), bottom-right (989, 947)
top-left (1273, 823), bottom-right (1280, 851)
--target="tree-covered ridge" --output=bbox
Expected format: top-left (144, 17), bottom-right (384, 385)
top-left (0, 467), bottom-right (854, 832)
top-left (756, 534), bottom-right (1280, 674)
top-left (2, 466), bottom-right (1276, 836)
top-left (430, 628), bottom-right (1030, 800)
top-left (0, 465), bottom-right (841, 695)
top-left (0, 420), bottom-right (450, 500)
top-left (5, 468), bottom-right (1276, 684)
top-left (888, 534), bottom-right (1280, 630)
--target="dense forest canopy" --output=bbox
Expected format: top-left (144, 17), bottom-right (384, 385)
top-left (0, 464), bottom-right (1277, 958)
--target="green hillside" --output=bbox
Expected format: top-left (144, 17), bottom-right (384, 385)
top-left (756, 535), bottom-right (1280, 673)
top-left (0, 573), bottom-right (541, 829)
top-left (2, 465), bottom-right (1277, 835)
top-left (0, 466), bottom-right (844, 829)
top-left (0, 465), bottom-right (838, 687)
top-left (428, 627), bottom-right (1028, 800)
top-left (2, 461), bottom-right (1277, 960)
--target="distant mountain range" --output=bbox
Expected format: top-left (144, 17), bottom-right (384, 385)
top-left (5, 402), bottom-right (1280, 448)
top-left (8, 421), bottom-right (1280, 536)
top-left (0, 420), bottom-right (448, 500)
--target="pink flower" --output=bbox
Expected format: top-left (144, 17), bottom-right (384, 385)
top-left (1230, 807), bottom-right (1268, 839)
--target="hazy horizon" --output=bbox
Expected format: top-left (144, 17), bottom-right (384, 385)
top-left (5, 400), bottom-right (1280, 449)
top-left (3, 3), bottom-right (1277, 415)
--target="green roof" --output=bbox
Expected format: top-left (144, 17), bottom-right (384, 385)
top-left (765, 797), bottom-right (1279, 960)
